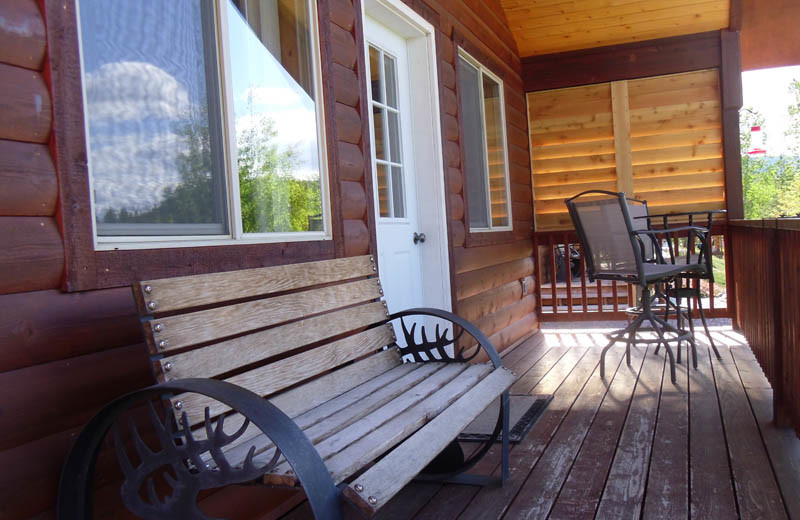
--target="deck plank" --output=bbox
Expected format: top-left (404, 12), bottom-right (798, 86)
top-left (544, 348), bottom-right (648, 519)
top-left (641, 349), bottom-right (689, 520)
top-left (688, 344), bottom-right (738, 519)
top-left (713, 347), bottom-right (787, 519)
top-left (591, 344), bottom-right (666, 519)
top-left (457, 345), bottom-right (614, 519)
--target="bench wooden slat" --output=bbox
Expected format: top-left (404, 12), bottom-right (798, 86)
top-left (197, 349), bottom-right (405, 455)
top-left (344, 366), bottom-right (516, 514)
top-left (175, 324), bottom-right (396, 426)
top-left (265, 363), bottom-right (492, 486)
top-left (221, 363), bottom-right (441, 465)
top-left (161, 302), bottom-right (390, 380)
top-left (147, 278), bottom-right (382, 352)
top-left (134, 255), bottom-right (376, 313)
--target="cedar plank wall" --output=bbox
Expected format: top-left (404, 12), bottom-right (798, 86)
top-left (0, 0), bottom-right (374, 517)
top-left (402, 0), bottom-right (538, 353)
top-left (0, 0), bottom-right (536, 518)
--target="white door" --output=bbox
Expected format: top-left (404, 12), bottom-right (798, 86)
top-left (364, 17), bottom-right (424, 314)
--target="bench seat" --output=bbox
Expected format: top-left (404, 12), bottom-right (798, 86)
top-left (58, 255), bottom-right (515, 519)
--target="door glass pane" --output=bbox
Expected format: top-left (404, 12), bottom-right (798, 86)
top-left (376, 163), bottom-right (390, 217)
top-left (369, 46), bottom-right (383, 104)
top-left (388, 111), bottom-right (401, 163)
top-left (373, 107), bottom-right (386, 160)
top-left (228, 0), bottom-right (324, 234)
top-left (79, 1), bottom-right (228, 236)
top-left (482, 75), bottom-right (509, 227)
top-left (384, 54), bottom-right (397, 108)
top-left (458, 57), bottom-right (490, 229)
top-left (391, 166), bottom-right (405, 218)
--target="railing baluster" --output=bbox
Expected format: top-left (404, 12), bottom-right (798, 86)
top-left (534, 232), bottom-right (543, 317)
top-left (564, 233), bottom-right (573, 316)
top-left (596, 279), bottom-right (603, 313)
top-left (579, 243), bottom-right (588, 314)
top-left (549, 234), bottom-right (558, 315)
top-left (612, 281), bottom-right (619, 312)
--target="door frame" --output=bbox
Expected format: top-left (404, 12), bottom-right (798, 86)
top-left (361, 0), bottom-right (452, 312)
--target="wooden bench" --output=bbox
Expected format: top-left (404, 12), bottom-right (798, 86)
top-left (59, 255), bottom-right (515, 519)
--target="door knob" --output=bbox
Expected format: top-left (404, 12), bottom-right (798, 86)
top-left (413, 232), bottom-right (426, 244)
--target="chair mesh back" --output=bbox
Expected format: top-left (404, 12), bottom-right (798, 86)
top-left (567, 193), bottom-right (637, 279)
top-left (626, 199), bottom-right (655, 262)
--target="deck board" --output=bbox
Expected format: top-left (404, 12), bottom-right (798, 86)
top-left (278, 323), bottom-right (799, 520)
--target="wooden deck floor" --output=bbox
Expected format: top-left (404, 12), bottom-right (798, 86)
top-left (278, 323), bottom-right (800, 519)
top-left (370, 323), bottom-right (800, 519)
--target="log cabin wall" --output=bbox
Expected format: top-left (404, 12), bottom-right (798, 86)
top-left (0, 0), bottom-right (536, 517)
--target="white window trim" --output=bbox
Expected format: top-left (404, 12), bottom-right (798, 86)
top-left (77, 0), bottom-right (332, 251)
top-left (458, 48), bottom-right (513, 233)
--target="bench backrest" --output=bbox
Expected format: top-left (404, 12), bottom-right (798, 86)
top-left (133, 255), bottom-right (399, 428)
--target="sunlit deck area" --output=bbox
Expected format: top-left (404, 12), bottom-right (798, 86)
top-left (279, 322), bottom-right (800, 519)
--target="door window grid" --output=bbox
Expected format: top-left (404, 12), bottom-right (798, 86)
top-left (368, 44), bottom-right (405, 219)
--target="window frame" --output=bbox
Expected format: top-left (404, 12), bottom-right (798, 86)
top-left (456, 47), bottom-right (513, 235)
top-left (76, 0), bottom-right (333, 251)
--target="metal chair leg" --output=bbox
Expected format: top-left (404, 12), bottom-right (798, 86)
top-left (695, 292), bottom-right (722, 359)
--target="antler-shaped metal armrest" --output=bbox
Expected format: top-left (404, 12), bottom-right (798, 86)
top-left (58, 378), bottom-right (340, 520)
top-left (385, 307), bottom-right (503, 369)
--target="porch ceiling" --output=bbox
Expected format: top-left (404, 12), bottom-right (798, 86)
top-left (499, 0), bottom-right (731, 58)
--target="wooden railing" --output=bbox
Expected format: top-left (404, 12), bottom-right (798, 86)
top-left (533, 225), bottom-right (732, 321)
top-left (729, 219), bottom-right (800, 433)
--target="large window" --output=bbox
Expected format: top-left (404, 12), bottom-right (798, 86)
top-left (77, 0), bottom-right (329, 249)
top-left (458, 50), bottom-right (512, 231)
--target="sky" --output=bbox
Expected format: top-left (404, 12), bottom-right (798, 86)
top-left (742, 65), bottom-right (800, 156)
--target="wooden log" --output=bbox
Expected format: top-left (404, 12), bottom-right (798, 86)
top-left (458, 276), bottom-right (533, 323)
top-left (450, 220), bottom-right (466, 248)
top-left (439, 34), bottom-right (454, 64)
top-left (338, 141), bottom-right (365, 181)
top-left (330, 23), bottom-right (357, 69)
top-left (344, 219), bottom-right (370, 256)
top-left (0, 342), bottom-right (152, 452)
top-left (0, 0), bottom-right (45, 70)
top-left (0, 288), bottom-right (141, 373)
top-left (445, 140), bottom-right (460, 168)
top-left (336, 103), bottom-right (361, 145)
top-left (453, 239), bottom-right (532, 274)
top-left (0, 63), bottom-right (51, 143)
top-left (0, 217), bottom-right (62, 295)
top-left (455, 256), bottom-right (534, 300)
top-left (341, 180), bottom-right (366, 219)
top-left (472, 293), bottom-right (536, 339)
top-left (328, 0), bottom-right (355, 32)
top-left (512, 201), bottom-right (533, 221)
top-left (333, 63), bottom-right (360, 107)
top-left (511, 181), bottom-right (532, 203)
top-left (0, 140), bottom-right (56, 216)
top-left (440, 60), bottom-right (456, 90)
top-left (447, 166), bottom-right (463, 194)
top-left (442, 87), bottom-right (458, 116)
top-left (443, 113), bottom-right (459, 142)
top-left (485, 311), bottom-right (539, 355)
top-left (449, 193), bottom-right (464, 221)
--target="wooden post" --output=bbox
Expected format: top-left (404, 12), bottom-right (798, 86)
top-left (611, 81), bottom-right (634, 197)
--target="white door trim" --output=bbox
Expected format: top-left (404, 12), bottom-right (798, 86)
top-left (361, 0), bottom-right (452, 312)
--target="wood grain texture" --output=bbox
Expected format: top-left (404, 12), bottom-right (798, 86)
top-left (0, 0), bottom-right (45, 70)
top-left (0, 140), bottom-right (56, 216)
top-left (343, 218), bottom-right (370, 256)
top-left (522, 31), bottom-right (722, 91)
top-left (0, 217), bottom-right (63, 295)
top-left (0, 342), bottom-right (152, 452)
top-left (741, 0), bottom-right (800, 70)
top-left (330, 23), bottom-right (357, 68)
top-left (340, 180), bottom-right (367, 219)
top-left (145, 278), bottom-right (381, 352)
top-left (136, 255), bottom-right (374, 314)
top-left (458, 276), bottom-right (531, 323)
top-left (176, 325), bottom-right (395, 426)
top-left (0, 287), bottom-right (140, 373)
top-left (0, 63), bottom-right (51, 143)
top-left (160, 302), bottom-right (388, 380)
top-left (344, 366), bottom-right (515, 514)
top-left (336, 102), bottom-right (362, 144)
top-left (333, 62), bottom-right (360, 107)
top-left (328, 0), bottom-right (356, 32)
top-left (338, 141), bottom-right (365, 181)
top-left (454, 240), bottom-right (532, 274)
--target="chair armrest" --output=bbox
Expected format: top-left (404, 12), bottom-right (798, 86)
top-left (385, 307), bottom-right (503, 369)
top-left (58, 378), bottom-right (341, 520)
